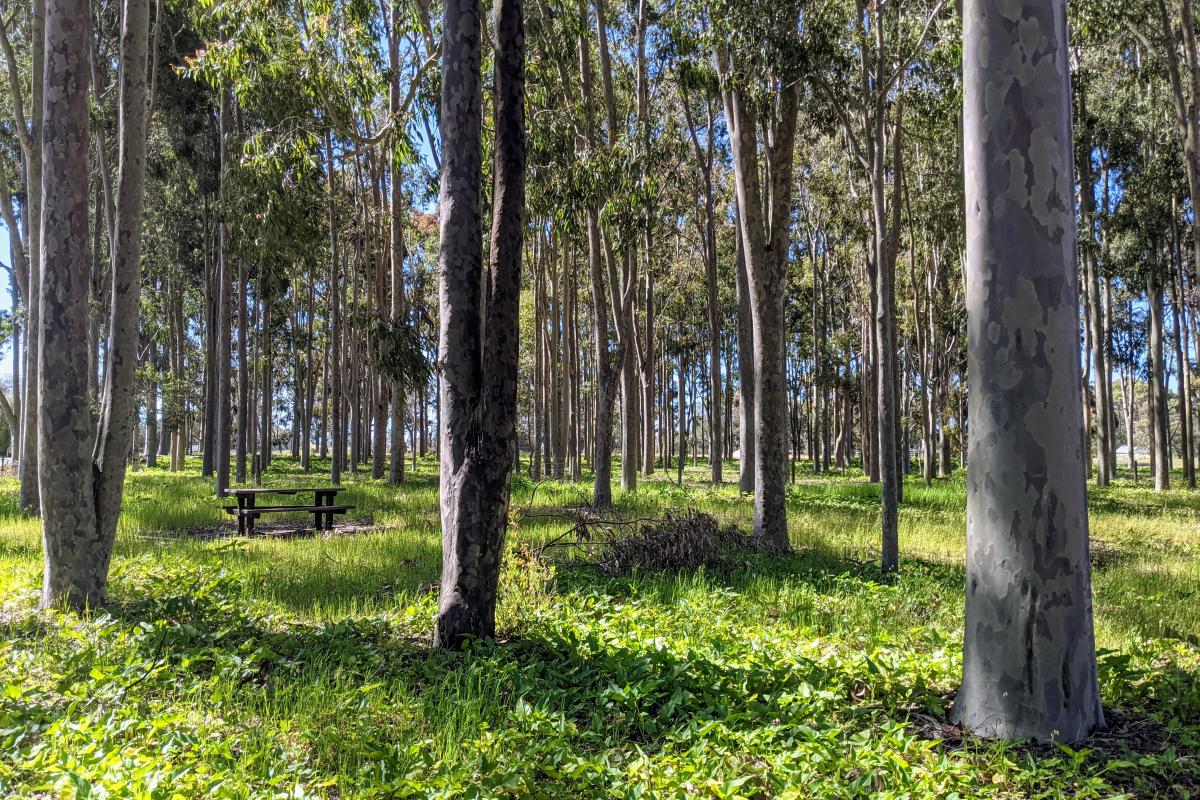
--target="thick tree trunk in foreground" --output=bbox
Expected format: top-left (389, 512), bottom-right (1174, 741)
top-left (955, 0), bottom-right (1103, 742)
top-left (435, 0), bottom-right (524, 648)
top-left (40, 0), bottom-right (149, 608)
top-left (39, 0), bottom-right (96, 607)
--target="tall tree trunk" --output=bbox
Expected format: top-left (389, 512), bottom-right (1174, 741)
top-left (202, 196), bottom-right (217, 475)
top-left (435, 0), bottom-right (524, 648)
top-left (145, 341), bottom-right (159, 468)
top-left (1148, 272), bottom-right (1170, 492)
top-left (1077, 79), bottom-right (1113, 485)
top-left (18, 0), bottom-right (45, 515)
top-left (955, 0), bottom-right (1103, 742)
top-left (734, 219), bottom-right (754, 493)
top-left (215, 92), bottom-right (233, 496)
top-left (387, 0), bottom-right (407, 485)
top-left (39, 0), bottom-right (95, 605)
top-left (326, 133), bottom-right (344, 485)
top-left (92, 0), bottom-right (150, 543)
top-left (41, 0), bottom-right (148, 608)
top-left (721, 52), bottom-right (799, 550)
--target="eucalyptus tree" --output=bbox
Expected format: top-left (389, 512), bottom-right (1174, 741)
top-left (712, 0), bottom-right (806, 549)
top-left (187, 0), bottom-right (434, 486)
top-left (813, 0), bottom-right (952, 571)
top-left (0, 1), bottom-right (44, 515)
top-left (40, 0), bottom-right (151, 609)
top-left (955, 0), bottom-right (1103, 741)
top-left (435, 0), bottom-right (526, 648)
top-left (674, 55), bottom-right (726, 485)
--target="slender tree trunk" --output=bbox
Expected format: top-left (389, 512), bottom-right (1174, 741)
top-left (326, 132), bottom-right (343, 485)
top-left (386, 0), bottom-right (408, 484)
top-left (721, 55), bottom-right (798, 549)
top-left (202, 197), bottom-right (217, 475)
top-left (1148, 272), bottom-right (1170, 492)
top-left (92, 0), bottom-right (151, 544)
top-left (734, 220), bottom-right (754, 494)
top-left (145, 341), bottom-right (159, 468)
top-left (435, 0), bottom-right (524, 647)
top-left (215, 93), bottom-right (233, 496)
top-left (955, 0), bottom-right (1103, 742)
top-left (19, 0), bottom-right (46, 515)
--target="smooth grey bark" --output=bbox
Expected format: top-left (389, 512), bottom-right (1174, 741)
top-left (641, 266), bottom-right (655, 475)
top-left (388, 0), bottom-right (406, 486)
top-left (1076, 79), bottom-right (1113, 486)
top-left (215, 92), bottom-right (234, 497)
top-left (734, 219), bottom-right (754, 494)
top-left (236, 251), bottom-right (249, 484)
top-left (202, 196), bottom-right (217, 475)
top-left (145, 342), bottom-right (159, 468)
top-left (683, 92), bottom-right (724, 485)
top-left (18, 0), bottom-right (45, 515)
top-left (721, 53), bottom-right (799, 550)
top-left (1148, 273), bottom-right (1170, 492)
top-left (955, 0), bottom-right (1104, 742)
top-left (435, 0), bottom-right (524, 648)
top-left (1171, 242), bottom-right (1195, 486)
top-left (38, 0), bottom-right (95, 607)
top-left (326, 132), bottom-right (344, 485)
top-left (576, 0), bottom-right (617, 508)
top-left (591, 0), bottom-right (638, 495)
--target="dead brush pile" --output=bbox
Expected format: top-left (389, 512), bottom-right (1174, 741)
top-left (537, 508), bottom-right (760, 575)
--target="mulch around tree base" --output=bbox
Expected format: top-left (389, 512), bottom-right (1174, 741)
top-left (909, 704), bottom-right (1196, 795)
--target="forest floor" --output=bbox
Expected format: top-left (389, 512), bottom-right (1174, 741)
top-left (1, 456), bottom-right (1198, 798)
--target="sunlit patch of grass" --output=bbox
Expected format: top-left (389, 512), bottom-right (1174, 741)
top-left (0, 455), bottom-right (1197, 797)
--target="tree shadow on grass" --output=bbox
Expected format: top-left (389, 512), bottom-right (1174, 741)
top-left (75, 574), bottom-right (1200, 795)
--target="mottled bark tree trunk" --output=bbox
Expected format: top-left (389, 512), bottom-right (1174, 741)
top-left (39, 0), bottom-right (96, 607)
top-left (435, 0), bottom-right (524, 648)
top-left (721, 53), bottom-right (799, 550)
top-left (955, 0), bottom-right (1103, 742)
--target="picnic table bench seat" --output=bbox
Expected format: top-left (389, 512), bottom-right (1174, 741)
top-left (222, 487), bottom-right (354, 534)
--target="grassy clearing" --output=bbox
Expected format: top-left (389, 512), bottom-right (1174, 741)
top-left (1, 456), bottom-right (1198, 798)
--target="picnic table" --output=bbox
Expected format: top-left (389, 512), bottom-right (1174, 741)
top-left (223, 487), bottom-right (353, 535)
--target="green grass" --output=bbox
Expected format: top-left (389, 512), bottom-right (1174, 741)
top-left (1, 455), bottom-right (1198, 798)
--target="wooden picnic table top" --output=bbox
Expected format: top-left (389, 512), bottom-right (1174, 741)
top-left (229, 487), bottom-right (340, 495)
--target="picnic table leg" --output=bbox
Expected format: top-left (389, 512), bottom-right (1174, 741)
top-left (236, 496), bottom-right (246, 536)
top-left (320, 490), bottom-right (334, 530)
